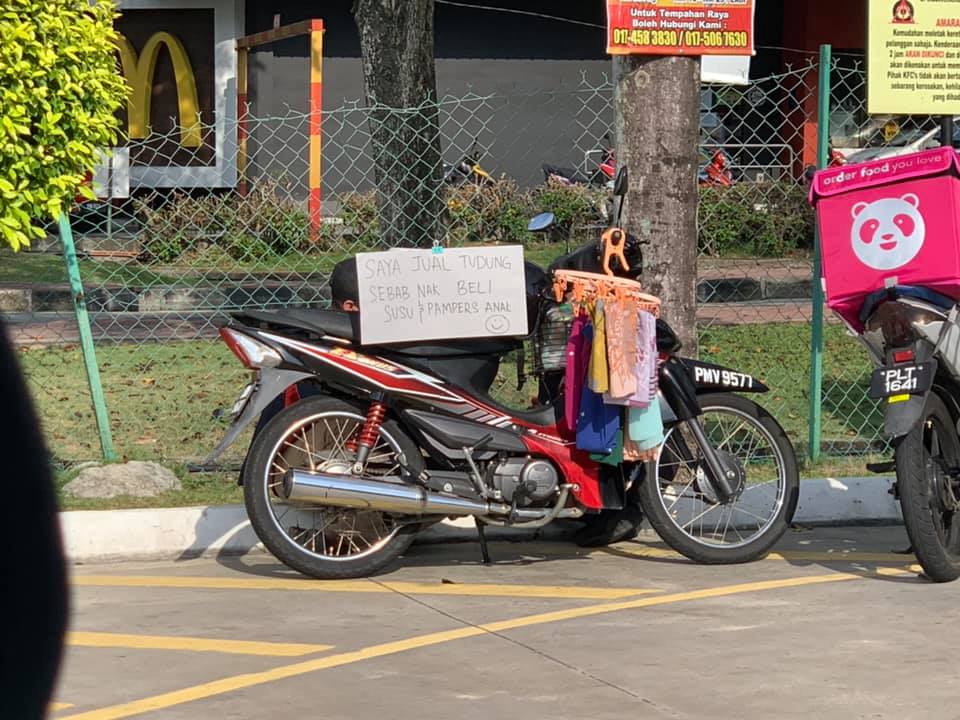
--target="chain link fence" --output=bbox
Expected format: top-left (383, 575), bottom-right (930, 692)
top-left (1, 57), bottom-right (918, 471)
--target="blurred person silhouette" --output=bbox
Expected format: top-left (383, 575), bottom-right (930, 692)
top-left (0, 318), bottom-right (68, 719)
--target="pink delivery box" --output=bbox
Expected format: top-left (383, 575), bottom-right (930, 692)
top-left (809, 147), bottom-right (960, 329)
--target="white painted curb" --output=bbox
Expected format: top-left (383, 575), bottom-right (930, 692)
top-left (61, 477), bottom-right (901, 564)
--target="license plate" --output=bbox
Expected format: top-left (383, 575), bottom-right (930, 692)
top-left (868, 362), bottom-right (934, 399)
top-left (230, 383), bottom-right (256, 419)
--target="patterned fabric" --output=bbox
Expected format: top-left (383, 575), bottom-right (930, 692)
top-left (603, 298), bottom-right (638, 403)
top-left (623, 400), bottom-right (664, 461)
top-left (629, 309), bottom-right (658, 408)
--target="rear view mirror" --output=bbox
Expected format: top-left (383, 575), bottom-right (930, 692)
top-left (527, 212), bottom-right (555, 232)
top-left (614, 167), bottom-right (629, 197)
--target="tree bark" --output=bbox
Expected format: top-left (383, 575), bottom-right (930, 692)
top-left (615, 55), bottom-right (700, 354)
top-left (353, 0), bottom-right (443, 248)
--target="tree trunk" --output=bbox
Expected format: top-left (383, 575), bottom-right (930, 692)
top-left (353, 0), bottom-right (443, 248)
top-left (615, 55), bottom-right (700, 354)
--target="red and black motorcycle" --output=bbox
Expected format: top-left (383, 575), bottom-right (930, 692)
top-left (207, 171), bottom-right (798, 579)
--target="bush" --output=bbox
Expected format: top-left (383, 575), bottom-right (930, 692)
top-left (699, 181), bottom-right (814, 258)
top-left (0, 0), bottom-right (126, 250)
top-left (444, 178), bottom-right (606, 246)
top-left (445, 179), bottom-right (531, 245)
top-left (137, 178), bottom-right (310, 263)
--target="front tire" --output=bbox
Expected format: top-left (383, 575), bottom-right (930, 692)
top-left (638, 393), bottom-right (799, 564)
top-left (895, 393), bottom-right (960, 582)
top-left (243, 396), bottom-right (423, 579)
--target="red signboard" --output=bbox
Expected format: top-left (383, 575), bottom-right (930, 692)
top-left (606, 0), bottom-right (755, 56)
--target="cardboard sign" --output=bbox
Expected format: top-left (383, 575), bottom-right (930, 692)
top-left (356, 246), bottom-right (528, 345)
top-left (868, 0), bottom-right (960, 114)
top-left (606, 0), bottom-right (754, 56)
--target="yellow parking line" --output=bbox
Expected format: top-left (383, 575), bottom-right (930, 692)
top-left (62, 568), bottom-right (908, 720)
top-left (67, 632), bottom-right (334, 657)
top-left (71, 575), bottom-right (658, 600)
top-left (609, 545), bottom-right (918, 565)
top-left (51, 703), bottom-right (74, 711)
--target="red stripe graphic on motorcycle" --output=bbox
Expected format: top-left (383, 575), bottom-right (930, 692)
top-left (263, 334), bottom-right (468, 404)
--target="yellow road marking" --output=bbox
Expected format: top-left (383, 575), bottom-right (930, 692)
top-left (61, 569), bottom-right (907, 720)
top-left (609, 545), bottom-right (918, 565)
top-left (67, 632), bottom-right (333, 657)
top-left (51, 703), bottom-right (74, 711)
top-left (71, 575), bottom-right (658, 600)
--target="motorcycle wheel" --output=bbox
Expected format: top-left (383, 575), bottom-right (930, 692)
top-left (243, 396), bottom-right (423, 579)
top-left (637, 393), bottom-right (799, 564)
top-left (895, 393), bottom-right (960, 582)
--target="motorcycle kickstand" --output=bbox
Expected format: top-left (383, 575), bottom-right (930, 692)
top-left (475, 518), bottom-right (492, 565)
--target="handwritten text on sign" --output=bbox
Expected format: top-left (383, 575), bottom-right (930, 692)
top-left (357, 246), bottom-right (528, 345)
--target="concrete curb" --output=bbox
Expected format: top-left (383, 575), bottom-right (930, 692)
top-left (61, 477), bottom-right (901, 563)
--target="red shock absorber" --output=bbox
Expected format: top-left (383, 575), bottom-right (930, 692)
top-left (353, 397), bottom-right (387, 469)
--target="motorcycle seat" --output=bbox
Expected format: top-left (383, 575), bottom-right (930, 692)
top-left (542, 163), bottom-right (589, 184)
top-left (235, 308), bottom-right (521, 357)
top-left (236, 308), bottom-right (362, 343)
top-left (858, 285), bottom-right (956, 324)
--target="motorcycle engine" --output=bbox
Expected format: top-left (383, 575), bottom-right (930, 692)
top-left (488, 458), bottom-right (559, 506)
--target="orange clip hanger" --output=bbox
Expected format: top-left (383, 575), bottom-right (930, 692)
top-left (552, 269), bottom-right (661, 316)
top-left (601, 228), bottom-right (630, 277)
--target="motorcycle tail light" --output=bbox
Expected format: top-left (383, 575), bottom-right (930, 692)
top-left (893, 349), bottom-right (915, 363)
top-left (220, 328), bottom-right (282, 369)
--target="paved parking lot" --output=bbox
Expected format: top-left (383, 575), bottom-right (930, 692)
top-left (55, 526), bottom-right (960, 720)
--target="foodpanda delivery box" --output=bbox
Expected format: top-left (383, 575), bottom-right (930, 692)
top-left (809, 147), bottom-right (960, 330)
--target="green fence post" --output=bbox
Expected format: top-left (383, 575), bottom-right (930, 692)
top-left (59, 213), bottom-right (117, 462)
top-left (808, 44), bottom-right (832, 463)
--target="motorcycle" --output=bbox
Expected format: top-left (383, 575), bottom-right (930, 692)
top-left (444, 137), bottom-right (494, 187)
top-left (543, 133), bottom-right (616, 189)
top-left (857, 287), bottom-right (960, 582)
top-left (699, 150), bottom-right (733, 188)
top-left (206, 169), bottom-right (799, 579)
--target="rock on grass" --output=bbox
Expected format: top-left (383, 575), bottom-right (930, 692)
top-left (64, 461), bottom-right (181, 499)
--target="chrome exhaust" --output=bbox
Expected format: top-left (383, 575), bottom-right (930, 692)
top-left (282, 469), bottom-right (498, 517)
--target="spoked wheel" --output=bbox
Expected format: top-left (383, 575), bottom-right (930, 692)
top-left (638, 393), bottom-right (799, 564)
top-left (895, 393), bottom-right (960, 582)
top-left (243, 396), bottom-right (423, 579)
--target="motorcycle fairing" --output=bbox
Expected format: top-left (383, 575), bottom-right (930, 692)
top-left (216, 325), bottom-right (608, 509)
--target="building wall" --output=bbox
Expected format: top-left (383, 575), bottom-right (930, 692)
top-left (782, 0), bottom-right (867, 166)
top-left (243, 0), bottom-right (788, 193)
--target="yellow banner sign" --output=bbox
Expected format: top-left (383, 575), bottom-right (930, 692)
top-left (115, 32), bottom-right (202, 147)
top-left (868, 0), bottom-right (960, 114)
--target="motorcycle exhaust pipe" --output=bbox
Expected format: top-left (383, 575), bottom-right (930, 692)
top-left (282, 469), bottom-right (496, 517)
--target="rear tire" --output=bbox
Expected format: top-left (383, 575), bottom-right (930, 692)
top-left (243, 396), bottom-right (423, 579)
top-left (895, 393), bottom-right (960, 582)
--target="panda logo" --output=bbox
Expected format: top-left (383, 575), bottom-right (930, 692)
top-left (850, 194), bottom-right (925, 271)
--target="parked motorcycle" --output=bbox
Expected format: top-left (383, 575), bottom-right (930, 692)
top-left (543, 133), bottom-right (616, 189)
top-left (856, 288), bottom-right (960, 582)
top-left (699, 150), bottom-right (734, 188)
top-left (206, 169), bottom-right (798, 579)
top-left (444, 137), bottom-right (494, 187)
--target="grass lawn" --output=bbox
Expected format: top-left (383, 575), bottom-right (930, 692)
top-left (20, 322), bottom-right (884, 510)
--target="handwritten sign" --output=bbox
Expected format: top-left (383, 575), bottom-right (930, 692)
top-left (356, 246), bottom-right (528, 345)
top-left (868, 0), bottom-right (960, 114)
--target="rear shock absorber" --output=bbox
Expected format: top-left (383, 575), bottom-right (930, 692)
top-left (353, 394), bottom-right (387, 473)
